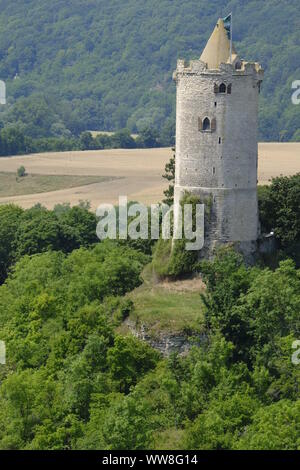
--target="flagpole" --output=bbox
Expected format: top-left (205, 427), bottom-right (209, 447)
top-left (230, 12), bottom-right (233, 63)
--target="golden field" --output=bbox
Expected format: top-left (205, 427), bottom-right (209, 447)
top-left (0, 143), bottom-right (299, 209)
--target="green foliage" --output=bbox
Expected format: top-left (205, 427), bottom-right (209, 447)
top-left (0, 173), bottom-right (299, 449)
top-left (185, 391), bottom-right (260, 450)
top-left (258, 175), bottom-right (300, 255)
top-left (153, 238), bottom-right (199, 278)
top-left (168, 239), bottom-right (199, 277)
top-left (17, 165), bottom-right (26, 178)
top-left (0, 204), bottom-right (23, 283)
top-left (0, 203), bottom-right (99, 284)
top-left (200, 248), bottom-right (300, 364)
top-left (110, 129), bottom-right (137, 149)
top-left (153, 193), bottom-right (202, 278)
top-left (200, 248), bottom-right (257, 358)
top-left (233, 259), bottom-right (300, 360)
top-left (135, 127), bottom-right (160, 148)
top-left (76, 392), bottom-right (155, 450)
top-left (0, 237), bottom-right (151, 449)
top-left (258, 174), bottom-right (300, 266)
top-left (79, 131), bottom-right (94, 151)
top-left (0, 126), bottom-right (30, 156)
top-left (0, 1), bottom-right (298, 141)
top-left (0, 126), bottom-right (170, 157)
top-left (152, 239), bottom-right (173, 277)
top-left (14, 208), bottom-right (68, 258)
top-left (107, 335), bottom-right (160, 393)
top-left (257, 185), bottom-right (273, 233)
top-left (0, 202), bottom-right (156, 292)
top-left (0, 239), bottom-right (299, 449)
top-left (162, 149), bottom-right (175, 205)
top-left (235, 400), bottom-right (300, 450)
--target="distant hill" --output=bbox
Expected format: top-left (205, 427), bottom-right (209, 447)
top-left (0, 0), bottom-right (299, 141)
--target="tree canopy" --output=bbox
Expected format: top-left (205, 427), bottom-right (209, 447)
top-left (0, 198), bottom-right (299, 450)
top-left (0, 0), bottom-right (299, 141)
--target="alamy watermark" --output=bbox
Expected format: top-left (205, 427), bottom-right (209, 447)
top-left (0, 80), bottom-right (6, 105)
top-left (292, 340), bottom-right (300, 365)
top-left (96, 196), bottom-right (205, 251)
top-left (291, 80), bottom-right (300, 105)
top-left (0, 341), bottom-right (5, 365)
top-left (0, 84), bottom-right (12, 366)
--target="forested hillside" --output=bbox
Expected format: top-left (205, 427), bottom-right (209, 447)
top-left (0, 175), bottom-right (299, 449)
top-left (0, 0), bottom-right (299, 141)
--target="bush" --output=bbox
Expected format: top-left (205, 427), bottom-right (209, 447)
top-left (152, 193), bottom-right (203, 278)
top-left (107, 335), bottom-right (160, 393)
top-left (152, 238), bottom-right (172, 277)
top-left (235, 400), bottom-right (300, 450)
top-left (17, 166), bottom-right (26, 177)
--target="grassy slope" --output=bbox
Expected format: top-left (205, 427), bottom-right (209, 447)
top-left (0, 172), bottom-right (115, 197)
top-left (129, 286), bottom-right (204, 334)
top-left (126, 265), bottom-right (205, 336)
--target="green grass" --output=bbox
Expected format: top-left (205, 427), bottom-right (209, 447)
top-left (153, 428), bottom-right (185, 450)
top-left (128, 284), bottom-right (204, 335)
top-left (0, 172), bottom-right (116, 197)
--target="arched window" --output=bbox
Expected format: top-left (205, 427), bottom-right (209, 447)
top-left (227, 84), bottom-right (232, 94)
top-left (235, 61), bottom-right (242, 70)
top-left (203, 117), bottom-right (211, 131)
top-left (219, 83), bottom-right (226, 93)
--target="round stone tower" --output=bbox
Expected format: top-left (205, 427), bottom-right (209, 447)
top-left (173, 18), bottom-right (264, 260)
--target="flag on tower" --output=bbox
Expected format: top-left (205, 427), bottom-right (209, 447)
top-left (223, 13), bottom-right (233, 63)
top-left (223, 13), bottom-right (232, 39)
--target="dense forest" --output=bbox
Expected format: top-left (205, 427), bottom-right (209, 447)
top-left (0, 175), bottom-right (299, 450)
top-left (0, 0), bottom-right (299, 142)
top-left (0, 126), bottom-right (165, 157)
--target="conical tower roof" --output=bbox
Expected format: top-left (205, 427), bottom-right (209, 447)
top-left (200, 18), bottom-right (237, 69)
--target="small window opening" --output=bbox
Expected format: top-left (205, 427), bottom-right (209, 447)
top-left (214, 102), bottom-right (217, 107)
top-left (227, 84), bottom-right (232, 94)
top-left (203, 117), bottom-right (211, 131)
top-left (235, 62), bottom-right (242, 70)
top-left (219, 83), bottom-right (226, 93)
top-left (258, 81), bottom-right (262, 93)
top-left (218, 137), bottom-right (221, 144)
top-left (213, 167), bottom-right (216, 175)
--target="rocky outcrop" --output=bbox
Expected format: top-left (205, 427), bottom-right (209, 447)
top-left (125, 319), bottom-right (206, 357)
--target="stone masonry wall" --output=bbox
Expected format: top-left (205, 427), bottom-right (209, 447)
top-left (173, 59), bottom-right (263, 258)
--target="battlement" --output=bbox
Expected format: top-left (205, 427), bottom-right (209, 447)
top-left (174, 57), bottom-right (264, 82)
